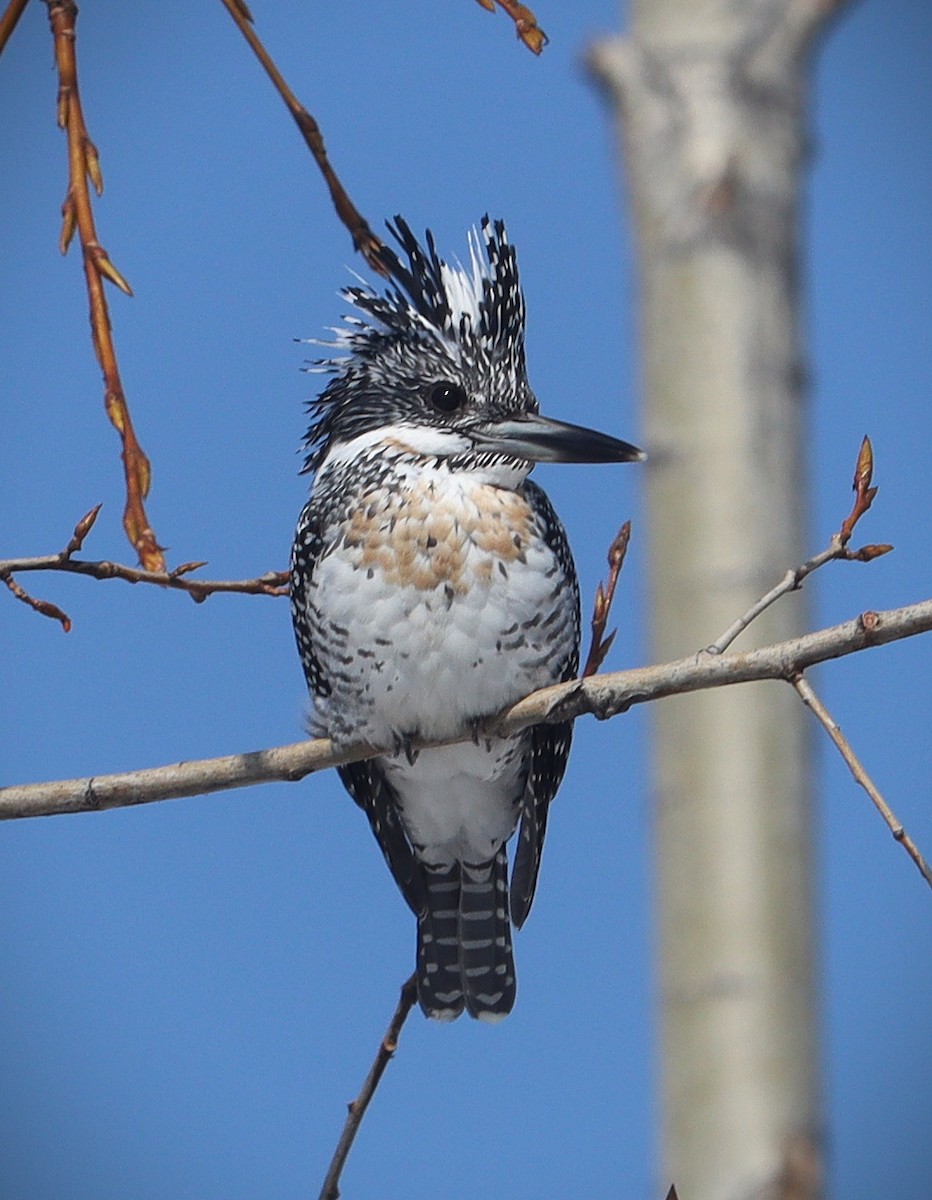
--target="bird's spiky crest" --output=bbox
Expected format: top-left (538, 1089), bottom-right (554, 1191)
top-left (301, 216), bottom-right (528, 473)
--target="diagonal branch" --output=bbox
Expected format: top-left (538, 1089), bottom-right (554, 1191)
top-left (706, 437), bottom-right (892, 656)
top-left (3, 599), bottom-right (930, 850)
top-left (318, 973), bottom-right (418, 1200)
top-left (218, 0), bottom-right (384, 273)
top-left (45, 0), bottom-right (165, 571)
top-left (792, 672), bottom-right (932, 890)
top-left (0, 0), bottom-right (29, 58)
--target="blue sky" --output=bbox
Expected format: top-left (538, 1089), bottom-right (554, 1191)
top-left (1, 2), bottom-right (930, 1197)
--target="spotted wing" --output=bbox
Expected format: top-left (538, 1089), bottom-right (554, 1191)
top-left (290, 499), bottom-right (332, 702)
top-left (509, 479), bottom-right (580, 929)
top-left (291, 499), bottom-right (427, 919)
top-left (510, 721), bottom-right (573, 928)
top-left (337, 760), bottom-right (427, 917)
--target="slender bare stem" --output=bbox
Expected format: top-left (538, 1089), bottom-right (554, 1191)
top-left (705, 546), bottom-right (841, 656)
top-left (792, 672), bottom-right (932, 890)
top-left (0, 507), bottom-right (287, 629)
top-left (706, 437), bottom-right (892, 656)
top-left (45, 1), bottom-right (165, 570)
top-left (318, 973), bottom-right (418, 1200)
top-left (217, 0), bottom-right (383, 272)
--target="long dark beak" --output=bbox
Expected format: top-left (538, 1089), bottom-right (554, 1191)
top-left (472, 413), bottom-right (646, 465)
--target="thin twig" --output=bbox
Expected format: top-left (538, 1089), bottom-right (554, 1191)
top-left (792, 672), bottom-right (932, 891)
top-left (581, 521), bottom-right (631, 678)
top-left (473, 0), bottom-right (549, 54)
top-left (0, 558), bottom-right (289, 620)
top-left (4, 552), bottom-right (289, 597)
top-left (318, 973), bottom-right (418, 1200)
top-left (2, 572), bottom-right (72, 632)
top-left (0, 0), bottom-right (30, 57)
top-left (3, 598), bottom-right (931, 822)
top-left (218, 0), bottom-right (384, 273)
top-left (706, 437), bottom-right (892, 655)
top-left (45, 1), bottom-right (165, 571)
top-left (0, 507), bottom-right (287, 629)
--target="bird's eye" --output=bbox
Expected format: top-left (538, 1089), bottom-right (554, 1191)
top-left (428, 382), bottom-right (468, 414)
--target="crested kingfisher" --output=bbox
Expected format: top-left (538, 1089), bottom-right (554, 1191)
top-left (291, 217), bottom-right (643, 1021)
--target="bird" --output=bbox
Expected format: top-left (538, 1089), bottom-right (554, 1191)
top-left (290, 216), bottom-right (644, 1022)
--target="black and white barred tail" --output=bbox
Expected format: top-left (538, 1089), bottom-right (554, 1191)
top-left (417, 849), bottom-right (516, 1022)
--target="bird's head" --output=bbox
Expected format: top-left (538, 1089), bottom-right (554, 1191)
top-left (301, 217), bottom-right (645, 475)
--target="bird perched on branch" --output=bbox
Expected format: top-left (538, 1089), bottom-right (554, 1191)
top-left (291, 217), bottom-right (643, 1020)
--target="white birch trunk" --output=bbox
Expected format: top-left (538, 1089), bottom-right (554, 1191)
top-left (589, 2), bottom-right (847, 1196)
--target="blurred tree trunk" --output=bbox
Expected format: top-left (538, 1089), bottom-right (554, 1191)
top-left (590, 3), bottom-right (849, 1197)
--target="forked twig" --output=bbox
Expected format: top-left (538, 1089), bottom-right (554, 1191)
top-left (318, 973), bottom-right (419, 1200)
top-left (45, 0), bottom-right (165, 571)
top-left (706, 437), bottom-right (891, 656)
top-left (792, 672), bottom-right (932, 890)
top-left (473, 0), bottom-right (549, 54)
top-left (689, 435), bottom-right (928, 892)
top-left (0, 506), bottom-right (288, 630)
top-left (581, 521), bottom-right (631, 678)
top-left (218, 0), bottom-right (384, 273)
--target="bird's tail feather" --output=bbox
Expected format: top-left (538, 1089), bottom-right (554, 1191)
top-left (417, 866), bottom-right (464, 1020)
top-left (416, 848), bottom-right (516, 1022)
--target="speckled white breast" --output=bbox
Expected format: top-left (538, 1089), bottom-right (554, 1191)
top-left (302, 461), bottom-right (576, 749)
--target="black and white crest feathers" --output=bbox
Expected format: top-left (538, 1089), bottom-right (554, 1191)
top-left (301, 216), bottom-right (531, 473)
top-left (372, 216), bottom-right (525, 353)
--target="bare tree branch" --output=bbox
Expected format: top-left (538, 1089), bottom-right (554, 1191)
top-left (218, 0), bottom-right (384, 272)
top-left (706, 437), bottom-right (892, 656)
top-left (792, 672), bottom-right (932, 890)
top-left (0, 0), bottom-right (29, 57)
top-left (0, 506), bottom-right (287, 630)
top-left (1, 555), bottom-right (289, 608)
top-left (3, 598), bottom-right (930, 836)
top-left (318, 973), bottom-right (418, 1200)
top-left (45, 0), bottom-right (165, 570)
